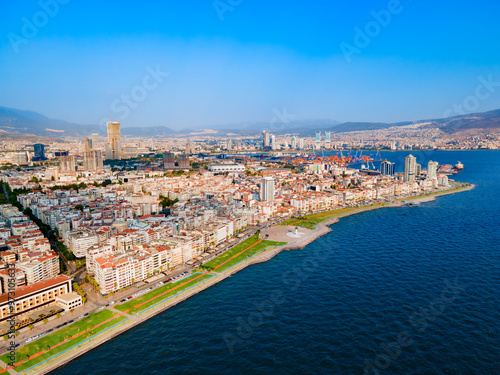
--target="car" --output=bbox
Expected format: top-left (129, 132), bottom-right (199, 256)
top-left (121, 299), bottom-right (126, 303)
top-left (47, 329), bottom-right (53, 333)
top-left (109, 301), bottom-right (115, 305)
top-left (79, 315), bottom-right (84, 319)
top-left (84, 313), bottom-right (89, 316)
top-left (68, 320), bottom-right (74, 323)
top-left (128, 296), bottom-right (132, 299)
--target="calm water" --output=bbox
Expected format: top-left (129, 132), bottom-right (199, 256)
top-left (53, 151), bottom-right (500, 375)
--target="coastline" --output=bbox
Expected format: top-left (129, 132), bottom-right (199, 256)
top-left (12, 183), bottom-right (474, 374)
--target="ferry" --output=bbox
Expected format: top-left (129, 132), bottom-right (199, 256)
top-left (454, 161), bottom-right (464, 171)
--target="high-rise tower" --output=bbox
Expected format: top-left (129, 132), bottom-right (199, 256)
top-left (107, 121), bottom-right (121, 159)
top-left (404, 154), bottom-right (417, 182)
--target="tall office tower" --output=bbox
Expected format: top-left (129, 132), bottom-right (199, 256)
top-left (263, 131), bottom-right (270, 148)
top-left (59, 156), bottom-right (76, 172)
top-left (178, 154), bottom-right (190, 169)
top-left (13, 152), bottom-right (30, 165)
top-left (83, 150), bottom-right (103, 171)
top-left (427, 161), bottom-right (439, 179)
top-left (299, 137), bottom-right (304, 149)
top-left (396, 141), bottom-right (401, 150)
top-left (84, 138), bottom-right (93, 152)
top-left (416, 164), bottom-right (421, 177)
top-left (91, 133), bottom-right (99, 143)
top-left (185, 141), bottom-right (191, 155)
top-left (315, 132), bottom-right (321, 149)
top-left (107, 121), bottom-right (121, 159)
top-left (163, 152), bottom-right (175, 170)
top-left (227, 139), bottom-right (232, 150)
top-left (291, 136), bottom-right (297, 149)
top-left (381, 160), bottom-right (395, 176)
top-left (271, 135), bottom-right (278, 150)
top-left (325, 132), bottom-right (331, 148)
top-left (390, 140), bottom-right (396, 150)
top-left (260, 177), bottom-right (275, 202)
top-left (404, 154), bottom-right (417, 182)
top-left (33, 144), bottom-right (46, 161)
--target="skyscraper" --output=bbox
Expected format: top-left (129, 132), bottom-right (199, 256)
top-left (299, 138), bottom-right (304, 150)
top-left (33, 144), bottom-right (46, 161)
top-left (427, 161), bottom-right (439, 179)
top-left (178, 155), bottom-right (190, 169)
top-left (291, 136), bottom-right (297, 149)
top-left (60, 156), bottom-right (76, 172)
top-left (260, 177), bottom-right (275, 202)
top-left (84, 138), bottom-right (93, 152)
top-left (404, 154), bottom-right (417, 182)
top-left (263, 131), bottom-right (270, 148)
top-left (83, 151), bottom-right (103, 171)
top-left (107, 121), bottom-right (121, 159)
top-left (381, 160), bottom-right (395, 176)
top-left (163, 152), bottom-right (175, 170)
top-left (271, 135), bottom-right (278, 150)
top-left (325, 132), bottom-right (331, 148)
top-left (315, 132), bottom-right (321, 149)
top-left (91, 133), bottom-right (99, 143)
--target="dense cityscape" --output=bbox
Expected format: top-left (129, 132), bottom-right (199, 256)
top-left (2, 1), bottom-right (499, 373)
top-left (0, 119), bottom-right (478, 373)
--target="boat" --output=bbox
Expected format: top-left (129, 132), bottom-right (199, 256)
top-left (454, 161), bottom-right (464, 171)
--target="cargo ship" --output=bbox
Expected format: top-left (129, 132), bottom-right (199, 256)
top-left (454, 161), bottom-right (464, 171)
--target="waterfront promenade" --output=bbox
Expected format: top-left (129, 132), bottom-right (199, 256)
top-left (0, 183), bottom-right (474, 374)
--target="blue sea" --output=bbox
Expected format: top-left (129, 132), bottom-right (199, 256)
top-left (53, 151), bottom-right (500, 375)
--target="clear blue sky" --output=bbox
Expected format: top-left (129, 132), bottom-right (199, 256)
top-left (1, 0), bottom-right (499, 129)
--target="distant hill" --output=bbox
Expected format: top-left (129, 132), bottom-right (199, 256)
top-left (0, 106), bottom-right (177, 139)
top-left (0, 105), bottom-right (499, 139)
top-left (317, 109), bottom-right (500, 135)
top-left (0, 106), bottom-right (100, 137)
top-left (121, 126), bottom-right (177, 137)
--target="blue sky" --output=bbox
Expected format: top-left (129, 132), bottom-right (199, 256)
top-left (1, 0), bottom-right (500, 129)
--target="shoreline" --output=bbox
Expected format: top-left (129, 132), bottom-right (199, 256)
top-left (14, 183), bottom-right (474, 374)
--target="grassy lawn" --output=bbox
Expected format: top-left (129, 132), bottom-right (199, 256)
top-left (203, 235), bottom-right (286, 272)
top-left (280, 203), bottom-right (387, 230)
top-left (397, 183), bottom-right (472, 202)
top-left (114, 273), bottom-right (213, 314)
top-left (1, 310), bottom-right (126, 372)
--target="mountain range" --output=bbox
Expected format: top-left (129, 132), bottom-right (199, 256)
top-left (1, 105), bottom-right (499, 140)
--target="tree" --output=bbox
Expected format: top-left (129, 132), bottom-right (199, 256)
top-left (43, 318), bottom-right (48, 324)
top-left (56, 313), bottom-right (61, 319)
top-left (28, 324), bottom-right (34, 330)
top-left (3, 335), bottom-right (7, 341)
top-left (75, 204), bottom-right (84, 211)
top-left (51, 176), bottom-right (55, 181)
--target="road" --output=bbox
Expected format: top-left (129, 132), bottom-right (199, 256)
top-left (47, 230), bottom-right (75, 274)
